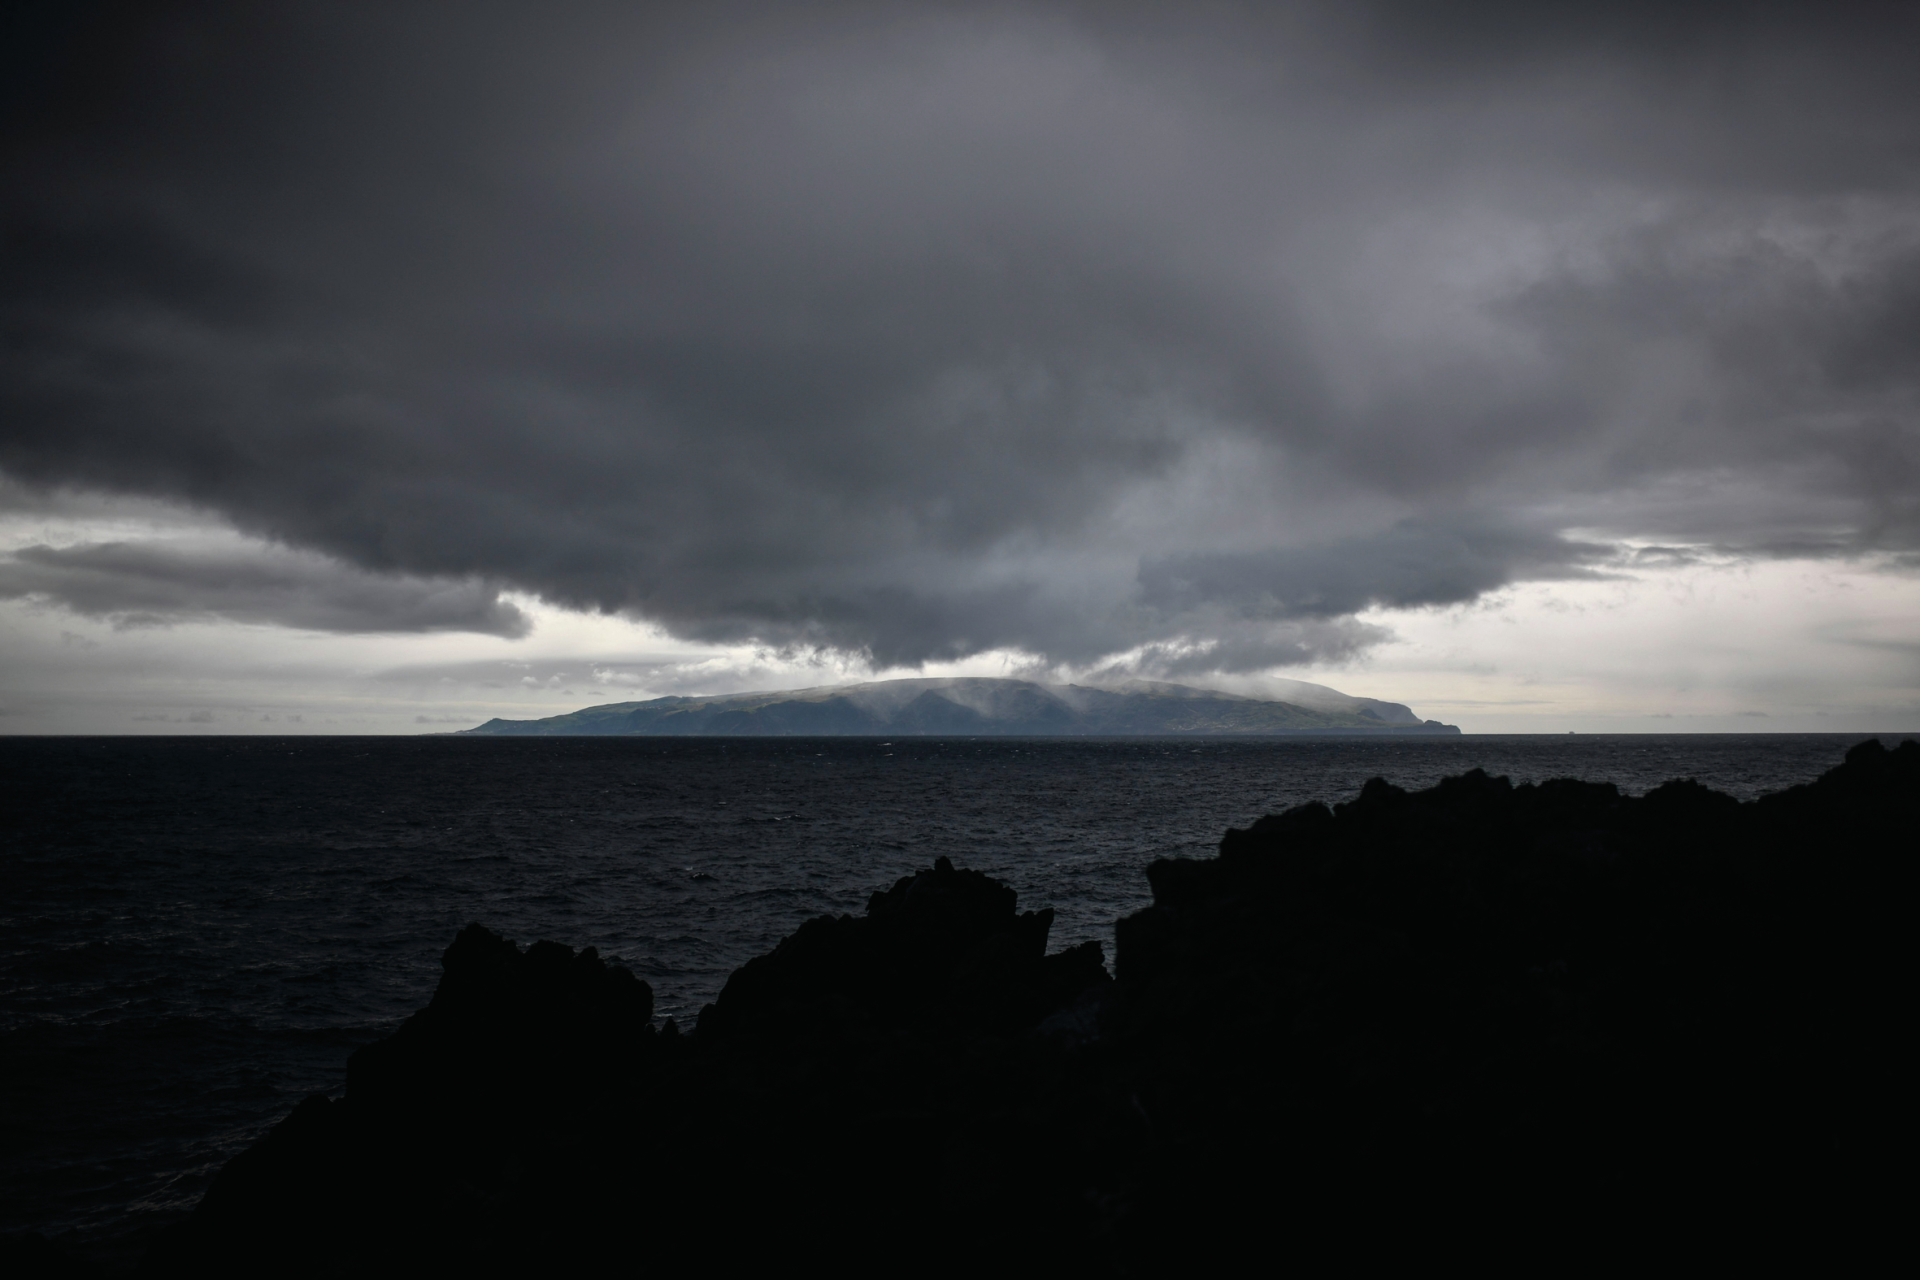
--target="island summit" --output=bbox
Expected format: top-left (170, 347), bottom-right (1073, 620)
top-left (459, 676), bottom-right (1461, 737)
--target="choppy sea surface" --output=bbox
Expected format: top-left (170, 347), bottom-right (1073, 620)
top-left (2, 732), bottom-right (1910, 1244)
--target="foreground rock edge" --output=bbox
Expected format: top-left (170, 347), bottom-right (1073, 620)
top-left (65, 738), bottom-right (1912, 1274)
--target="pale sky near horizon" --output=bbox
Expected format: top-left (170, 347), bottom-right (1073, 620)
top-left (4, 494), bottom-right (1912, 732)
top-left (3, 2), bottom-right (1917, 734)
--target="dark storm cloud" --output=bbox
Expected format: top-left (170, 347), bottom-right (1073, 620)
top-left (0, 540), bottom-right (531, 635)
top-left (1137, 522), bottom-right (1610, 621)
top-left (1, 1), bottom-right (1915, 668)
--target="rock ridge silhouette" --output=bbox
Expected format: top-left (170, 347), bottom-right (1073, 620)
top-left (128, 739), bottom-right (1911, 1274)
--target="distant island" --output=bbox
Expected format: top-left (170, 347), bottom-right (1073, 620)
top-left (459, 676), bottom-right (1461, 736)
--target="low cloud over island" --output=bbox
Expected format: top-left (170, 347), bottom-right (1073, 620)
top-left (2, 2), bottom-right (1916, 729)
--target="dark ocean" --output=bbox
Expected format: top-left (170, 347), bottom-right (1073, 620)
top-left (2, 732), bottom-right (1910, 1246)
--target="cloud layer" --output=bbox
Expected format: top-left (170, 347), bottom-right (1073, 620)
top-left (3, 1), bottom-right (1915, 673)
top-left (0, 538), bottom-right (530, 635)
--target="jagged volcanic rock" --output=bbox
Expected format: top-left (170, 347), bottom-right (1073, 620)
top-left (140, 739), bottom-right (1913, 1275)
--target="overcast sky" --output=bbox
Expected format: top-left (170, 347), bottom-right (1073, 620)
top-left (3, 0), bottom-right (1916, 733)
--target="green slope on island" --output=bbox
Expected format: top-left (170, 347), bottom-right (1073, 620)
top-left (458, 677), bottom-right (1459, 736)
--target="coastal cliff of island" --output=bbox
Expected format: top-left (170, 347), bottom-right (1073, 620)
top-left (461, 676), bottom-right (1462, 736)
top-left (130, 739), bottom-right (1908, 1274)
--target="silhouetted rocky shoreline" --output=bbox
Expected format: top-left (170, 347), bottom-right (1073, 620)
top-left (17, 739), bottom-right (1910, 1274)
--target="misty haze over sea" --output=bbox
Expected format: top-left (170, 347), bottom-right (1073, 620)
top-left (3, 731), bottom-right (1906, 1247)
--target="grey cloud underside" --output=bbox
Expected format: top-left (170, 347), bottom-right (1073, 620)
top-left (2, 1), bottom-right (1915, 665)
top-left (0, 541), bottom-right (530, 636)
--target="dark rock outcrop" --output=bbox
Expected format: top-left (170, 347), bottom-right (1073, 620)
top-left (142, 739), bottom-right (1913, 1274)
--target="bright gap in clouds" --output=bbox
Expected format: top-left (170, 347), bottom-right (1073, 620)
top-left (3, 508), bottom-right (1914, 733)
top-left (1305, 554), bottom-right (1920, 733)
